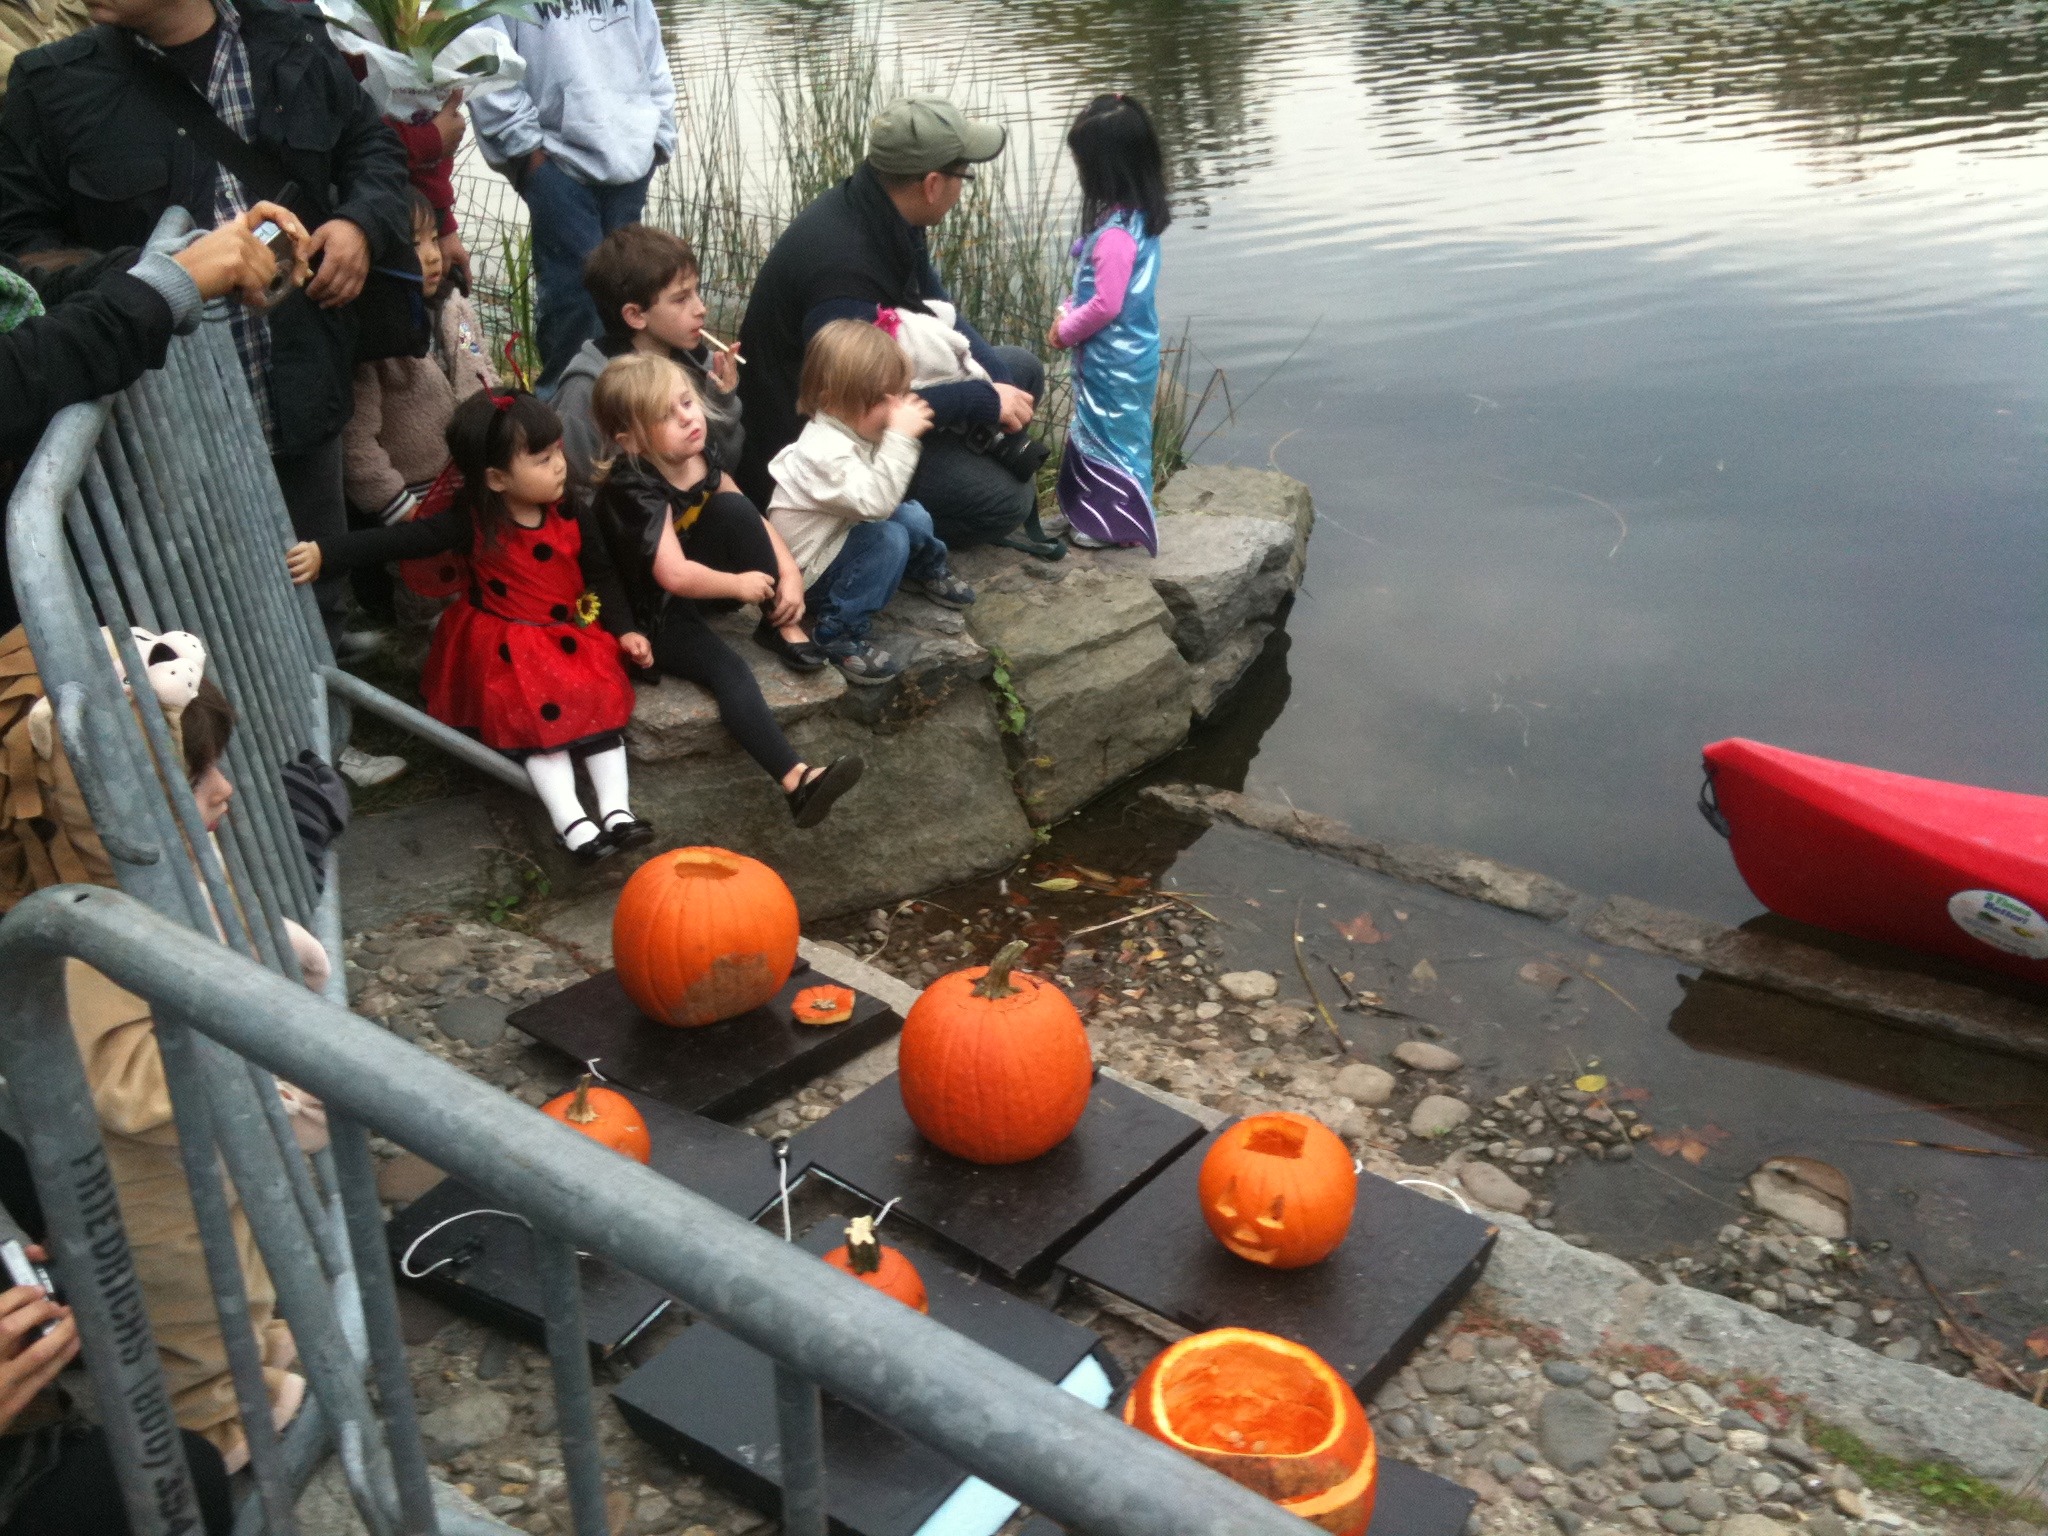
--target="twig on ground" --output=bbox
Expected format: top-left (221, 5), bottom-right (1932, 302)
top-left (1325, 960), bottom-right (1410, 1019)
top-left (1292, 900), bottom-right (1347, 1054)
top-left (1067, 902), bottom-right (1178, 940)
top-left (1853, 1138), bottom-right (2044, 1159)
top-left (1909, 1252), bottom-right (2038, 1395)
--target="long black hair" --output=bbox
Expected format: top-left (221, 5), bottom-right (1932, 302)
top-left (1067, 92), bottom-right (1171, 238)
top-left (445, 389), bottom-right (565, 544)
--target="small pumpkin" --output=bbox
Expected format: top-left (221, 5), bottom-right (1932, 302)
top-left (821, 1217), bottom-right (929, 1313)
top-left (613, 847), bottom-right (800, 1026)
top-left (898, 940), bottom-right (1093, 1165)
top-left (792, 984), bottom-right (856, 1027)
top-left (1198, 1112), bottom-right (1357, 1269)
top-left (1124, 1328), bottom-right (1377, 1535)
top-left (541, 1075), bottom-right (652, 1164)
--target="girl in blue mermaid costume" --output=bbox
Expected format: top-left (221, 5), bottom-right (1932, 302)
top-left (1048, 94), bottom-right (1172, 554)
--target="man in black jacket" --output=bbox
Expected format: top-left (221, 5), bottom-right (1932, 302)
top-left (0, 0), bottom-right (412, 638)
top-left (0, 209), bottom-right (296, 630)
top-left (736, 95), bottom-right (1052, 557)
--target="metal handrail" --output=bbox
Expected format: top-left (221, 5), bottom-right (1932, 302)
top-left (0, 885), bottom-right (1309, 1536)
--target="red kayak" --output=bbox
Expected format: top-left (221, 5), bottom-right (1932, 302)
top-left (1701, 738), bottom-right (2048, 983)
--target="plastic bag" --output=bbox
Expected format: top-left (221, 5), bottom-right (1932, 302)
top-left (316, 0), bottom-right (528, 121)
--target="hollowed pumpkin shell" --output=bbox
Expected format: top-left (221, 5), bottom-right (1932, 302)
top-left (1198, 1112), bottom-right (1357, 1269)
top-left (792, 985), bottom-right (856, 1026)
top-left (898, 941), bottom-right (1093, 1165)
top-left (540, 1076), bottom-right (652, 1164)
top-left (613, 847), bottom-right (799, 1026)
top-left (1124, 1327), bottom-right (1377, 1535)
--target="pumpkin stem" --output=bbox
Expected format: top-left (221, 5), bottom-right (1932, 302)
top-left (565, 1074), bottom-right (598, 1125)
top-left (844, 1216), bottom-right (881, 1275)
top-left (973, 939), bottom-right (1031, 1000)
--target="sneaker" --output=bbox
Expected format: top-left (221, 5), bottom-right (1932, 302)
top-left (338, 745), bottom-right (407, 788)
top-left (912, 569), bottom-right (976, 609)
top-left (825, 640), bottom-right (905, 687)
top-left (333, 629), bottom-right (386, 664)
top-left (1068, 530), bottom-right (1113, 550)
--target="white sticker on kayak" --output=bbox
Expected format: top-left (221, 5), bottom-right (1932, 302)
top-left (1947, 889), bottom-right (2048, 960)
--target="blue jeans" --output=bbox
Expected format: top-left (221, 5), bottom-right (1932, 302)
top-left (806, 501), bottom-right (948, 649)
top-left (520, 157), bottom-right (650, 390)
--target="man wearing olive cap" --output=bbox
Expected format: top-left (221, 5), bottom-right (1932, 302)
top-left (737, 94), bottom-right (1055, 557)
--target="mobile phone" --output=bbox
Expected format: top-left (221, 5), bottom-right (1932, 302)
top-left (0, 1207), bottom-right (59, 1337)
top-left (249, 218), bottom-right (299, 304)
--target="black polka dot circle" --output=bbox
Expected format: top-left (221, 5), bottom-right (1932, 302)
top-left (550, 604), bottom-right (570, 622)
top-left (532, 543), bottom-right (554, 562)
top-left (559, 635), bottom-right (578, 655)
top-left (498, 643), bottom-right (512, 663)
top-left (487, 578), bottom-right (509, 597)
top-left (539, 702), bottom-right (562, 722)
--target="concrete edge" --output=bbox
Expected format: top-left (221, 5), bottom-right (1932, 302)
top-left (1141, 784), bottom-right (2048, 1065)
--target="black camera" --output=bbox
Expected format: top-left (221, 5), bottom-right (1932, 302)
top-left (962, 422), bottom-right (1050, 482)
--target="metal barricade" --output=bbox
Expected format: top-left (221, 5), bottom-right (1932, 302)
top-left (4, 208), bottom-right (531, 1534)
top-left (0, 885), bottom-right (1313, 1536)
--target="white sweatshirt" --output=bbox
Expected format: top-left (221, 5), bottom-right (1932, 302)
top-left (767, 414), bottom-right (921, 583)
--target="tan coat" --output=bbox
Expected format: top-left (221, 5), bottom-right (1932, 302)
top-left (0, 0), bottom-right (90, 107)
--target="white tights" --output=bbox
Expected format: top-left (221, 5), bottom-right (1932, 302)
top-left (524, 744), bottom-right (634, 849)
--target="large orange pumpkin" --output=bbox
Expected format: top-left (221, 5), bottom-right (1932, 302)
top-left (1124, 1328), bottom-right (1377, 1536)
top-left (822, 1217), bottom-right (929, 1313)
top-left (1198, 1113), bottom-right (1357, 1269)
top-left (898, 941), bottom-right (1093, 1164)
top-left (613, 847), bottom-right (799, 1026)
top-left (541, 1076), bottom-right (652, 1164)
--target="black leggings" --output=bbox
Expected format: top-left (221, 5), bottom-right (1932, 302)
top-left (1, 1428), bottom-right (233, 1535)
top-left (651, 493), bottom-right (801, 782)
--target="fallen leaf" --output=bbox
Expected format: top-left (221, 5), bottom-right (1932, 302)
top-left (1334, 912), bottom-right (1385, 944)
top-left (1021, 918), bottom-right (1062, 941)
top-left (1245, 897), bottom-right (1262, 908)
top-left (2026, 1326), bottom-right (2048, 1360)
top-left (1120, 986), bottom-right (1147, 1000)
top-left (1575, 1074), bottom-right (1609, 1093)
top-left (1652, 1124), bottom-right (1731, 1165)
top-left (1144, 947), bottom-right (1167, 963)
top-left (1007, 891), bottom-right (1031, 908)
top-left (1394, 911), bottom-right (1409, 921)
top-left (1111, 875), bottom-right (1151, 896)
top-left (1410, 958), bottom-right (1438, 987)
top-left (1614, 1085), bottom-right (1653, 1103)
top-left (1070, 865), bottom-right (1116, 885)
top-left (1069, 986), bottom-right (1105, 1011)
top-left (1034, 877), bottom-right (1080, 892)
top-left (1518, 960), bottom-right (1571, 990)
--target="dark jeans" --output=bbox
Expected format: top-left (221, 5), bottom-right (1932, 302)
top-left (649, 493), bottom-right (800, 782)
top-left (906, 345), bottom-right (1045, 548)
top-left (806, 500), bottom-right (946, 649)
top-left (0, 1427), bottom-right (233, 1536)
top-left (521, 158), bottom-right (651, 390)
top-left (272, 434), bottom-right (347, 642)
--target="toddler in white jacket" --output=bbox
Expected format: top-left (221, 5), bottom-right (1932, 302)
top-left (767, 320), bottom-right (976, 686)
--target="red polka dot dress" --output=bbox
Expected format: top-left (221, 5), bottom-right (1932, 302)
top-left (321, 500), bottom-right (636, 757)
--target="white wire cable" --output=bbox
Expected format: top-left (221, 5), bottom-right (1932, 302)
top-left (774, 1138), bottom-right (794, 1241)
top-left (875, 1195), bottom-right (903, 1229)
top-left (398, 1208), bottom-right (532, 1278)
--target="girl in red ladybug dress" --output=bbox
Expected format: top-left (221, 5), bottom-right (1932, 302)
top-left (287, 391), bottom-right (652, 861)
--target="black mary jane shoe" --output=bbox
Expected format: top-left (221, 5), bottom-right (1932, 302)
top-left (599, 812), bottom-right (655, 851)
top-left (752, 619), bottom-right (828, 672)
top-left (786, 754), bottom-right (865, 829)
top-left (556, 817), bottom-right (616, 864)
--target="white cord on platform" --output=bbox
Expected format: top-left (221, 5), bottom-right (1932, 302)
top-left (774, 1137), bottom-right (794, 1241)
top-left (1397, 1178), bottom-right (1473, 1215)
top-left (399, 1208), bottom-right (532, 1277)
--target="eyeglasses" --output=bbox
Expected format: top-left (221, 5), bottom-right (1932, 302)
top-left (943, 167), bottom-right (976, 182)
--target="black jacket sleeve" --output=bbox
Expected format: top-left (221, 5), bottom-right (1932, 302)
top-left (0, 254), bottom-right (175, 460)
top-left (316, 503), bottom-right (470, 569)
top-left (573, 502), bottom-right (638, 639)
top-left (318, 49), bottom-right (411, 263)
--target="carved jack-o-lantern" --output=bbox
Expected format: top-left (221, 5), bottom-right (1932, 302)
top-left (1197, 1113), bottom-right (1357, 1269)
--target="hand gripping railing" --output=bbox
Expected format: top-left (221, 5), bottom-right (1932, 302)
top-left (0, 886), bottom-right (1311, 1536)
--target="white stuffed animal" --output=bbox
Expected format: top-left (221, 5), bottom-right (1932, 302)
top-left (25, 626), bottom-right (209, 761)
top-left (875, 301), bottom-right (991, 392)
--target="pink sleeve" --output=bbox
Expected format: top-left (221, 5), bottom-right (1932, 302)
top-left (1053, 226), bottom-right (1138, 348)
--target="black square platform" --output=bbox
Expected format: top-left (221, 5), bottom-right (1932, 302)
top-left (385, 1092), bottom-right (781, 1354)
top-left (506, 961), bottom-right (902, 1122)
top-left (786, 1073), bottom-right (1205, 1281)
top-left (613, 1225), bottom-right (1107, 1536)
top-left (1009, 1456), bottom-right (1477, 1536)
top-left (1058, 1122), bottom-right (1497, 1400)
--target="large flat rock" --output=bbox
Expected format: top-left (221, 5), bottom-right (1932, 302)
top-left (1101, 511), bottom-right (1296, 661)
top-left (612, 686), bottom-right (1035, 918)
top-left (1012, 624), bottom-right (1192, 824)
top-left (1156, 462), bottom-right (1315, 583)
top-left (962, 559), bottom-right (1172, 674)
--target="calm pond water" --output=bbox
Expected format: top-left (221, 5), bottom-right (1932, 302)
top-left (671, 4), bottom-right (2046, 1345)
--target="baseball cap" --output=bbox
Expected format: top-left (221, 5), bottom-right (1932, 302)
top-left (866, 95), bottom-right (1007, 176)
